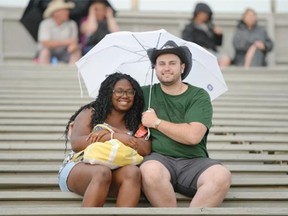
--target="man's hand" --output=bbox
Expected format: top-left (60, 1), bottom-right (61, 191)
top-left (142, 108), bottom-right (158, 128)
top-left (67, 40), bottom-right (79, 53)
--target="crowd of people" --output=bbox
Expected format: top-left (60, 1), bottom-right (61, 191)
top-left (35, 0), bottom-right (273, 68)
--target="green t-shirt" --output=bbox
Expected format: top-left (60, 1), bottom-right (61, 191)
top-left (142, 83), bottom-right (212, 158)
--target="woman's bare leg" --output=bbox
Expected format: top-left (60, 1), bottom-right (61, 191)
top-left (244, 45), bottom-right (257, 68)
top-left (67, 163), bottom-right (112, 207)
top-left (110, 165), bottom-right (141, 207)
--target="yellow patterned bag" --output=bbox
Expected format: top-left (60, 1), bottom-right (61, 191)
top-left (71, 124), bottom-right (143, 169)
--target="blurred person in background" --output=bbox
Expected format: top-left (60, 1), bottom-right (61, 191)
top-left (36, 0), bottom-right (81, 64)
top-left (182, 2), bottom-right (231, 69)
top-left (80, 0), bottom-right (119, 55)
top-left (232, 8), bottom-right (273, 67)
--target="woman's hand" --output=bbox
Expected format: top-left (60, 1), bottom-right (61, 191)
top-left (112, 131), bottom-right (151, 155)
top-left (254, 40), bottom-right (265, 50)
top-left (124, 136), bottom-right (139, 150)
top-left (213, 25), bottom-right (223, 35)
top-left (89, 4), bottom-right (98, 16)
top-left (86, 130), bottom-right (110, 144)
top-left (106, 7), bottom-right (114, 19)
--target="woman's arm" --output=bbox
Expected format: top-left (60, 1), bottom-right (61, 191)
top-left (70, 109), bottom-right (151, 155)
top-left (70, 108), bottom-right (95, 152)
top-left (112, 132), bottom-right (151, 156)
top-left (262, 29), bottom-right (273, 52)
top-left (87, 127), bottom-right (151, 156)
top-left (106, 7), bottom-right (119, 32)
top-left (80, 5), bottom-right (98, 36)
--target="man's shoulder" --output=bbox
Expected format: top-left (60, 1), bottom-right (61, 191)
top-left (67, 19), bottom-right (78, 25)
top-left (40, 18), bottom-right (54, 26)
top-left (186, 83), bottom-right (205, 92)
top-left (183, 22), bottom-right (196, 31)
top-left (186, 84), bottom-right (211, 100)
top-left (141, 83), bottom-right (159, 91)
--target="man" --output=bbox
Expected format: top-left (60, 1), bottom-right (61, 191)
top-left (141, 40), bottom-right (231, 207)
top-left (37, 0), bottom-right (81, 64)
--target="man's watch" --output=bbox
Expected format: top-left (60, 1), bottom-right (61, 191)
top-left (154, 119), bottom-right (162, 129)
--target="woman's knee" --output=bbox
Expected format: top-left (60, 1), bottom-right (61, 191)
top-left (120, 165), bottom-right (141, 182)
top-left (92, 166), bottom-right (112, 182)
top-left (66, 164), bottom-right (112, 194)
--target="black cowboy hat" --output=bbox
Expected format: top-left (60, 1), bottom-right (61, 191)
top-left (147, 40), bottom-right (192, 80)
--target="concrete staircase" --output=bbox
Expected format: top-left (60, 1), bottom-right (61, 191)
top-left (0, 63), bottom-right (288, 215)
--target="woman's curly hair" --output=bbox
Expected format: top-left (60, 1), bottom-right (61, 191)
top-left (64, 72), bottom-right (144, 146)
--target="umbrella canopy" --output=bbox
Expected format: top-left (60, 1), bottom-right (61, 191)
top-left (20, 0), bottom-right (116, 41)
top-left (76, 29), bottom-right (228, 101)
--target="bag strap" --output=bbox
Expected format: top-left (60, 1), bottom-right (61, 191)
top-left (93, 124), bottom-right (114, 139)
top-left (93, 124), bottom-right (114, 133)
top-left (72, 124), bottom-right (115, 162)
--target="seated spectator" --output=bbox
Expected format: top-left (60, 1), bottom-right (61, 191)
top-left (232, 8), bottom-right (273, 67)
top-left (182, 2), bottom-right (230, 68)
top-left (80, 0), bottom-right (119, 55)
top-left (59, 72), bottom-right (151, 207)
top-left (36, 0), bottom-right (81, 64)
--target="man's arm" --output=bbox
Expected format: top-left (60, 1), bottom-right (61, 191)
top-left (142, 108), bottom-right (207, 145)
top-left (40, 38), bottom-right (77, 49)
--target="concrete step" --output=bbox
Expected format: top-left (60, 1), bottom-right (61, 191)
top-left (0, 152), bottom-right (287, 165)
top-left (1, 63), bottom-right (288, 214)
top-left (1, 164), bottom-right (287, 174)
top-left (2, 125), bottom-right (288, 134)
top-left (1, 206), bottom-right (288, 215)
top-left (0, 191), bottom-right (288, 208)
top-left (1, 143), bottom-right (288, 156)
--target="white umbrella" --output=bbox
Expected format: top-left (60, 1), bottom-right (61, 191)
top-left (76, 29), bottom-right (228, 101)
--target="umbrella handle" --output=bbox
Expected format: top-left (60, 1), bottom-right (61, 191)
top-left (77, 70), bottom-right (83, 98)
top-left (148, 85), bottom-right (152, 109)
top-left (145, 128), bottom-right (150, 140)
top-left (147, 67), bottom-right (154, 109)
top-left (145, 67), bottom-right (155, 140)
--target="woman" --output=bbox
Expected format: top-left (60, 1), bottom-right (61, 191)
top-left (80, 0), bottom-right (119, 55)
top-left (58, 72), bottom-right (151, 207)
top-left (232, 8), bottom-right (273, 67)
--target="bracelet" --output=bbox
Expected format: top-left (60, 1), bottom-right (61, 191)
top-left (154, 119), bottom-right (162, 129)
